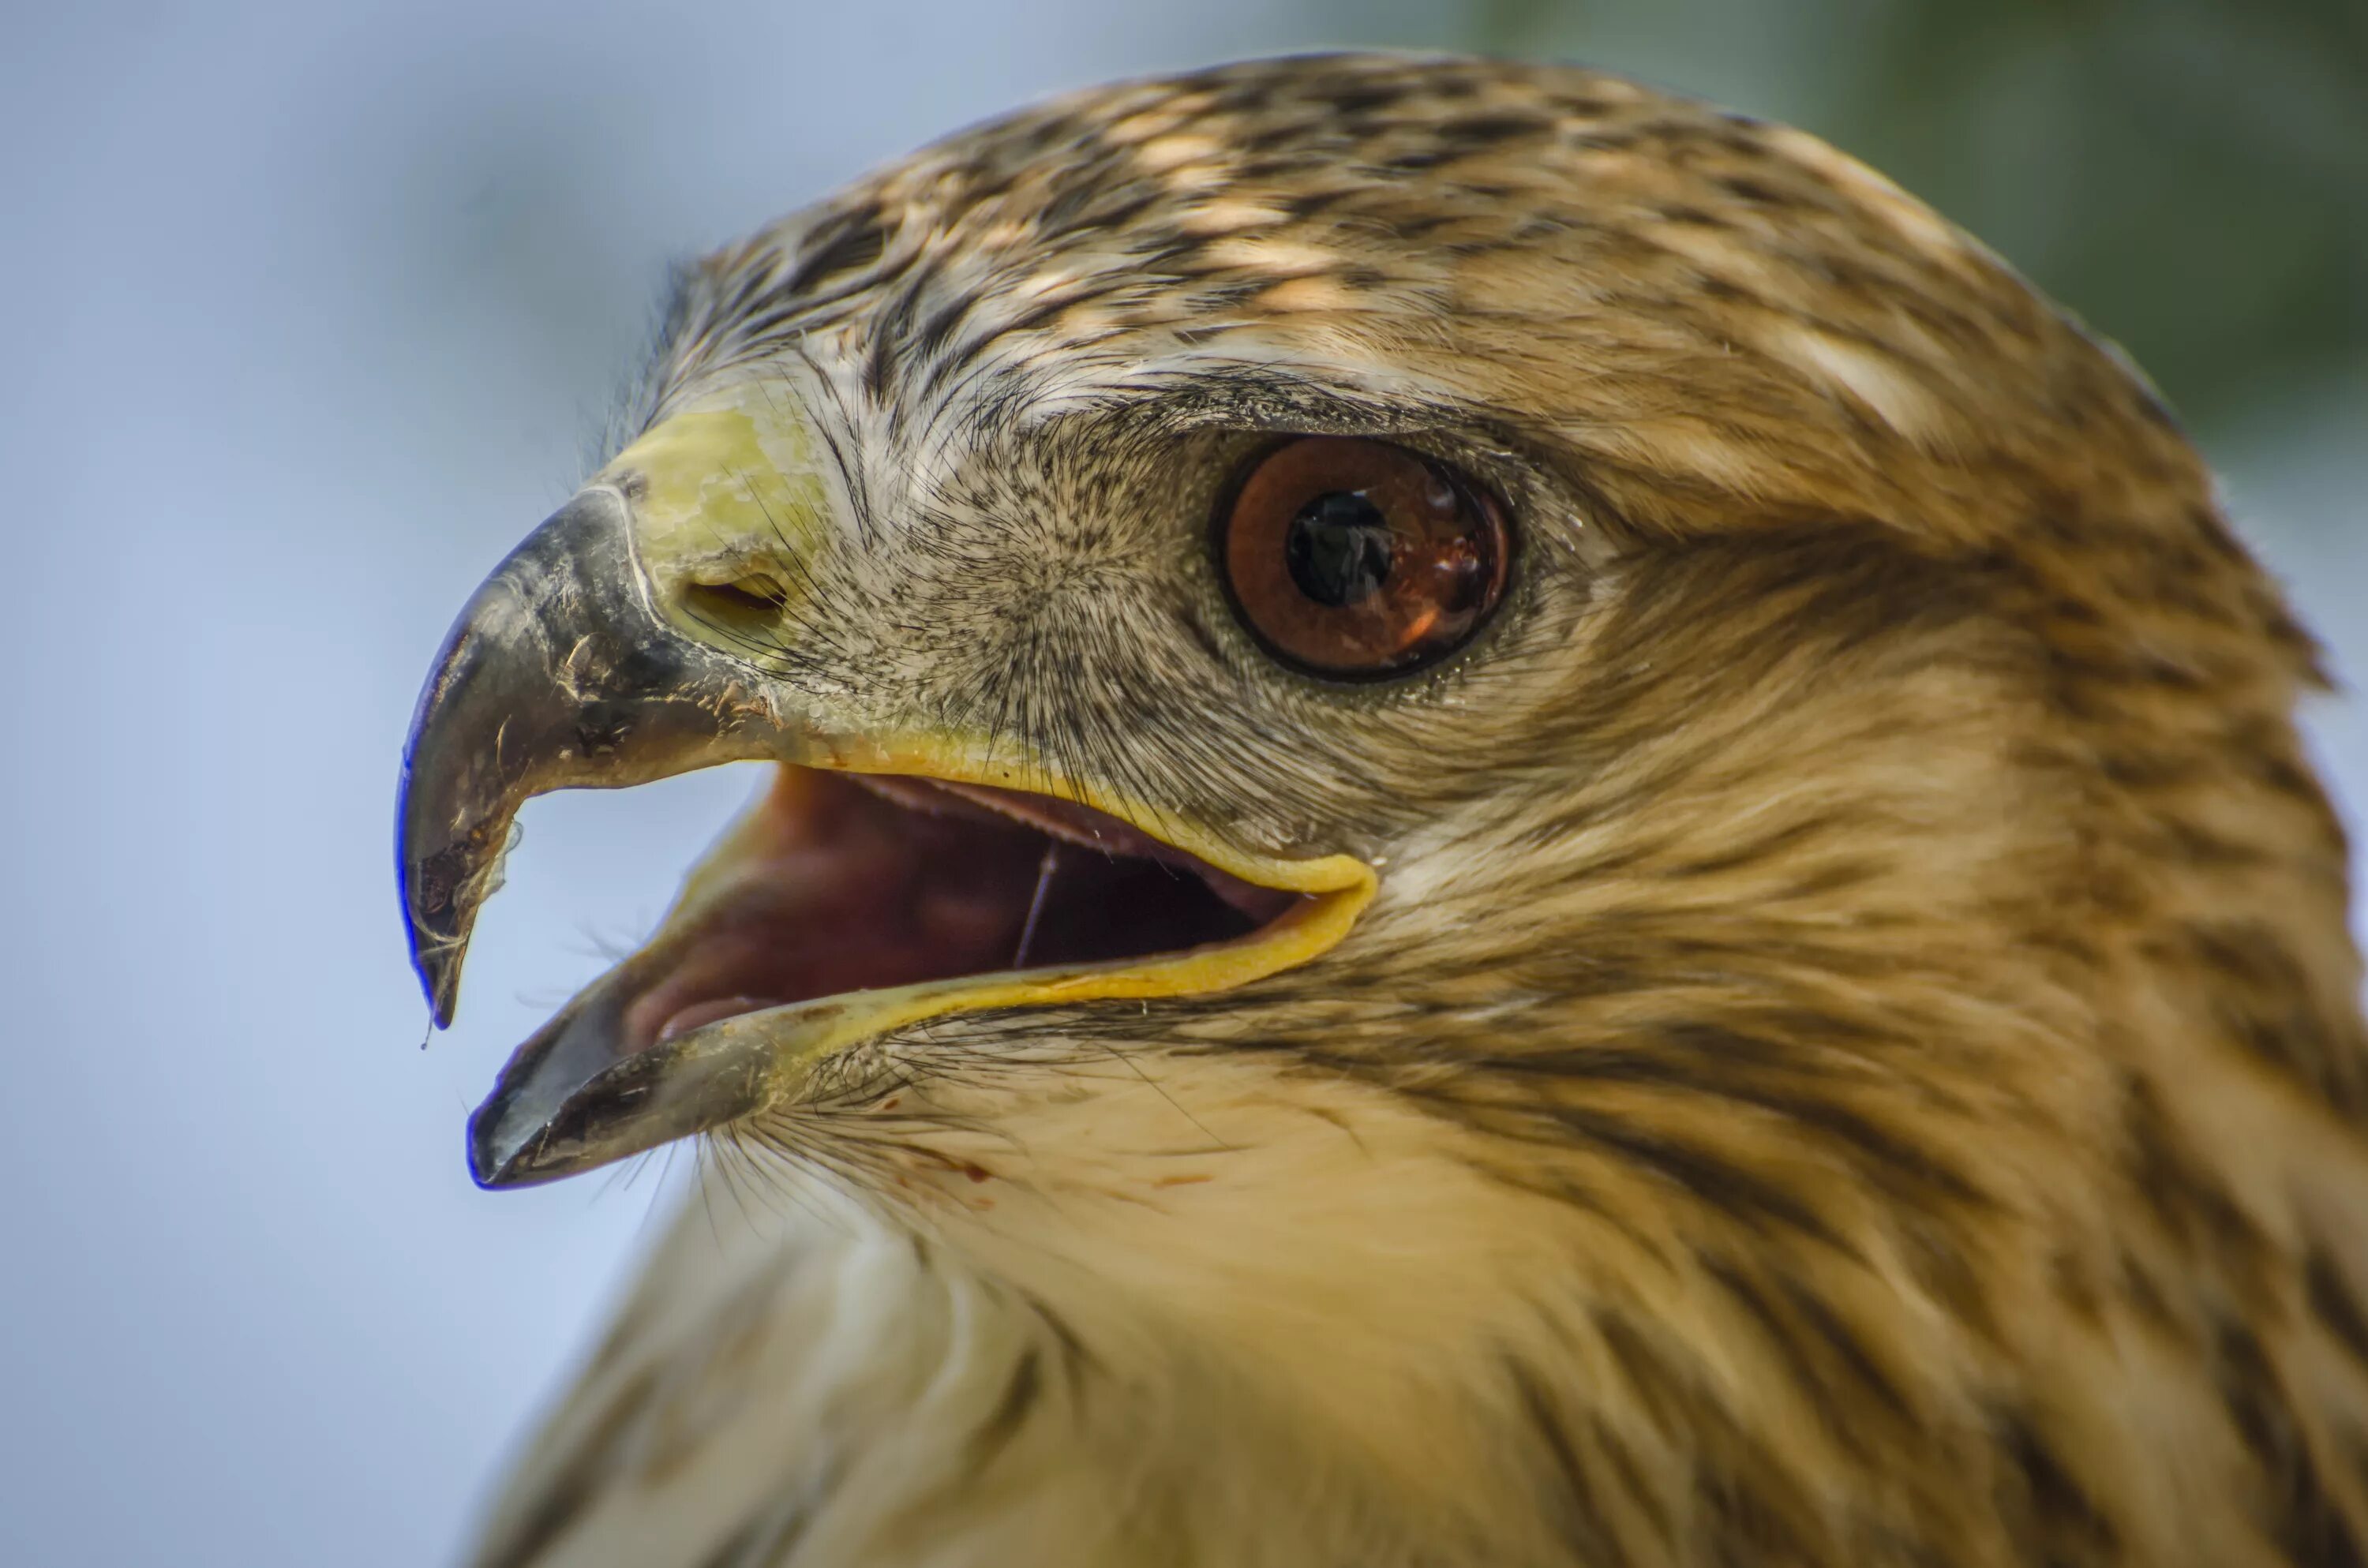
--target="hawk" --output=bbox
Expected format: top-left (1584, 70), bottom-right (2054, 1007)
top-left (398, 52), bottom-right (2368, 1568)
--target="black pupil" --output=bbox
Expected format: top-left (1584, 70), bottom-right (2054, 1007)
top-left (1283, 491), bottom-right (1394, 608)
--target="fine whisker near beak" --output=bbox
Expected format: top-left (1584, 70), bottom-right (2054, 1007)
top-left (1011, 844), bottom-right (1060, 971)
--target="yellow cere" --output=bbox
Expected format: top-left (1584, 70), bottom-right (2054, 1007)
top-left (595, 380), bottom-right (833, 625)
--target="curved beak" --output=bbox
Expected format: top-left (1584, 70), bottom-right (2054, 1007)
top-left (399, 488), bottom-right (793, 1024)
top-left (398, 488), bottom-right (796, 1183)
top-left (398, 448), bottom-right (1375, 1192)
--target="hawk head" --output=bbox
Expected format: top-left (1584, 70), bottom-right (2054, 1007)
top-left (401, 54), bottom-right (2368, 1568)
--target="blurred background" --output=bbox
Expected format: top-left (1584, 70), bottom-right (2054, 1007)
top-left (4, 2), bottom-right (2360, 1561)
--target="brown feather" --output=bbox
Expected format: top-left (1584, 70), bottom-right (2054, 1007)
top-left (478, 54), bottom-right (2366, 1568)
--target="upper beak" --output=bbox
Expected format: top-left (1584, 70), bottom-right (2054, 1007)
top-left (399, 487), bottom-right (799, 1184)
top-left (400, 487), bottom-right (797, 1024)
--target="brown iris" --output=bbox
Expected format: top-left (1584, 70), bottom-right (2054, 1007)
top-left (1218, 436), bottom-right (1510, 678)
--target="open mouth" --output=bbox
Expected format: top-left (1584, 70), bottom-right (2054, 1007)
top-left (621, 769), bottom-right (1302, 1051)
top-left (396, 487), bottom-right (1373, 1190)
top-left (450, 762), bottom-right (1369, 1189)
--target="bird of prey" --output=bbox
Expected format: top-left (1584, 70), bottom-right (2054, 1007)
top-left (398, 52), bottom-right (2368, 1568)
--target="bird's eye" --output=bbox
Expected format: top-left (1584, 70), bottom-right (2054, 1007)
top-left (1216, 436), bottom-right (1511, 678)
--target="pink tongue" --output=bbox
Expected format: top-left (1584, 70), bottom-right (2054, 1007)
top-left (656, 994), bottom-right (783, 1043)
top-left (617, 771), bottom-right (1056, 1056)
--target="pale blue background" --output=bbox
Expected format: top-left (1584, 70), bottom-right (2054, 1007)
top-left (4, 3), bottom-right (2360, 1563)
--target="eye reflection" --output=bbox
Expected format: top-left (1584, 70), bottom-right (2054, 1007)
top-left (1218, 436), bottom-right (1511, 677)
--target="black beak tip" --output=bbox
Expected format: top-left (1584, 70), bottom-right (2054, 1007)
top-left (396, 765), bottom-right (466, 1029)
top-left (465, 1121), bottom-right (508, 1188)
top-left (465, 1098), bottom-right (550, 1189)
top-left (466, 1133), bottom-right (519, 1190)
top-left (416, 945), bottom-right (460, 1032)
top-left (399, 907), bottom-right (463, 1031)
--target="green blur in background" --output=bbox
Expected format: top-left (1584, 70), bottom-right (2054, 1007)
top-left (1455, 0), bottom-right (2368, 435)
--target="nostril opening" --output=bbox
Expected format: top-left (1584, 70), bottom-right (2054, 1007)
top-left (684, 578), bottom-right (788, 619)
